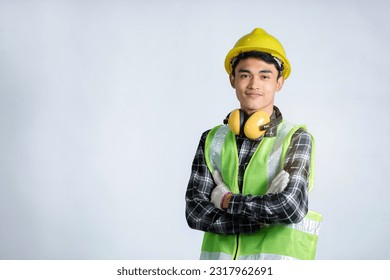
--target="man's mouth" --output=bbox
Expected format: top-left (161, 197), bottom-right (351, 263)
top-left (245, 92), bottom-right (263, 97)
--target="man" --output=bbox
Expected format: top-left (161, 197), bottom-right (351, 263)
top-left (185, 28), bottom-right (322, 260)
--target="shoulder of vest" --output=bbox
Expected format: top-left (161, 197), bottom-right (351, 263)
top-left (281, 120), bottom-right (303, 129)
top-left (206, 125), bottom-right (229, 139)
top-left (277, 121), bottom-right (314, 151)
top-left (278, 120), bottom-right (316, 193)
top-left (210, 124), bottom-right (224, 132)
top-left (279, 121), bottom-right (310, 136)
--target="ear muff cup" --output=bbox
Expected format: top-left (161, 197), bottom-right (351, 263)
top-left (227, 109), bottom-right (246, 136)
top-left (244, 111), bottom-right (271, 139)
top-left (227, 109), bottom-right (271, 140)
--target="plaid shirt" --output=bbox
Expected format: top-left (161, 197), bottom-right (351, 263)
top-left (185, 107), bottom-right (312, 235)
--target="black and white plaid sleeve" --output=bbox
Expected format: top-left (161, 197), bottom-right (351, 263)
top-left (226, 128), bottom-right (312, 224)
top-left (185, 131), bottom-right (261, 235)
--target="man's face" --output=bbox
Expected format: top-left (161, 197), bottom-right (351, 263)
top-left (230, 57), bottom-right (284, 116)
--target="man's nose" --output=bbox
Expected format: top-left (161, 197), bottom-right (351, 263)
top-left (248, 77), bottom-right (261, 89)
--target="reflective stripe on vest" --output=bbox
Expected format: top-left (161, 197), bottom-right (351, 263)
top-left (201, 251), bottom-right (297, 260)
top-left (202, 121), bottom-right (322, 260)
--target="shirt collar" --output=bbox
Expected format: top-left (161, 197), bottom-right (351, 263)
top-left (265, 106), bottom-right (283, 138)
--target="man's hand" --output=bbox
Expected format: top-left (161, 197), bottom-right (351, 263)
top-left (267, 170), bottom-right (290, 194)
top-left (211, 170), bottom-right (232, 210)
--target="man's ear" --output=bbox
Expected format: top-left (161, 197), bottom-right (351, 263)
top-left (276, 76), bottom-right (284, 92)
top-left (229, 74), bottom-right (236, 88)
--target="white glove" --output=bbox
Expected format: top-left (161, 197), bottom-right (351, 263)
top-left (267, 170), bottom-right (290, 194)
top-left (211, 170), bottom-right (231, 209)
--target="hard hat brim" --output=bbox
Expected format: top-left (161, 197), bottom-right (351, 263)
top-left (224, 46), bottom-right (291, 80)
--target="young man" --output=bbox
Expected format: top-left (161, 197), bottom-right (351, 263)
top-left (185, 28), bottom-right (322, 260)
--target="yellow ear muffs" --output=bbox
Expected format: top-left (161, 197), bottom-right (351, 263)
top-left (244, 111), bottom-right (271, 139)
top-left (226, 109), bottom-right (271, 140)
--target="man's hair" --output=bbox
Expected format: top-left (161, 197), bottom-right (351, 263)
top-left (231, 51), bottom-right (284, 79)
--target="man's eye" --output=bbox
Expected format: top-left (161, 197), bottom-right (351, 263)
top-left (261, 75), bottom-right (270, 79)
top-left (240, 74), bottom-right (250, 78)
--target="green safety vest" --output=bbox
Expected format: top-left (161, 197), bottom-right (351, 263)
top-left (201, 121), bottom-right (322, 260)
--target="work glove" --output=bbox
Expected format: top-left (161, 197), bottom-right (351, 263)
top-left (266, 170), bottom-right (290, 194)
top-left (211, 170), bottom-right (232, 210)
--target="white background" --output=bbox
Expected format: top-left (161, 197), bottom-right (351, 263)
top-left (0, 0), bottom-right (389, 260)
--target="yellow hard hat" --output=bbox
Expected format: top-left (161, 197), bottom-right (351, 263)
top-left (224, 28), bottom-right (291, 79)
